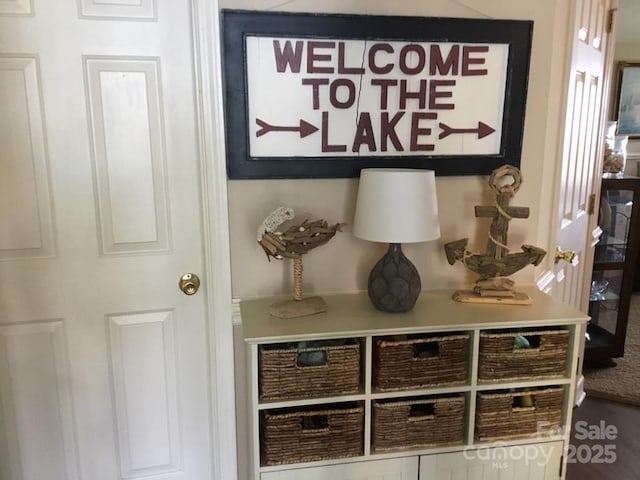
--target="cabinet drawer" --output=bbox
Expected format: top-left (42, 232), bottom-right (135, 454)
top-left (261, 403), bottom-right (364, 466)
top-left (261, 457), bottom-right (418, 480)
top-left (475, 387), bottom-right (564, 441)
top-left (374, 333), bottom-right (469, 390)
top-left (372, 395), bottom-right (465, 452)
top-left (478, 329), bottom-right (569, 381)
top-left (259, 339), bottom-right (361, 401)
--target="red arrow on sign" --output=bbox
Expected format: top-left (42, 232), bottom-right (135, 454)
top-left (438, 121), bottom-right (496, 140)
top-left (256, 118), bottom-right (319, 138)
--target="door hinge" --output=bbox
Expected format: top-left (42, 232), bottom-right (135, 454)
top-left (606, 8), bottom-right (616, 34)
top-left (588, 193), bottom-right (597, 215)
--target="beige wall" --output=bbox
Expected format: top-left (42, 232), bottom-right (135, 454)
top-left (223, 0), bottom-right (570, 300)
top-left (614, 42), bottom-right (640, 62)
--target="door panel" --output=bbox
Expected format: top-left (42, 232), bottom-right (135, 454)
top-left (107, 310), bottom-right (181, 478)
top-left (0, 2), bottom-right (213, 479)
top-left (0, 0), bottom-right (32, 16)
top-left (84, 56), bottom-right (171, 255)
top-left (0, 56), bottom-right (55, 260)
top-left (0, 321), bottom-right (77, 480)
top-left (79, 0), bottom-right (156, 20)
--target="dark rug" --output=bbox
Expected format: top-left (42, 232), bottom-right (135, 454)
top-left (583, 293), bottom-right (640, 406)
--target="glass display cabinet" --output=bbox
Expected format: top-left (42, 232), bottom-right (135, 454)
top-left (586, 176), bottom-right (640, 366)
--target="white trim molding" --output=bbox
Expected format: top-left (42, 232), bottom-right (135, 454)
top-left (191, 1), bottom-right (238, 479)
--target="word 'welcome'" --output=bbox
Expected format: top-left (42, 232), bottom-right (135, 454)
top-left (273, 40), bottom-right (490, 77)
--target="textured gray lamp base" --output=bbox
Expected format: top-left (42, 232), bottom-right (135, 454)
top-left (368, 243), bottom-right (421, 313)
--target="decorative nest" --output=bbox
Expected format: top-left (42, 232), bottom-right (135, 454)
top-left (258, 216), bottom-right (344, 261)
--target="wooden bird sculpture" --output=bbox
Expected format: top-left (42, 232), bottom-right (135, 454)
top-left (257, 207), bottom-right (344, 317)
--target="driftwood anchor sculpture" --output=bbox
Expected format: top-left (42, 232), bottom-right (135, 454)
top-left (258, 207), bottom-right (344, 318)
top-left (444, 165), bottom-right (546, 304)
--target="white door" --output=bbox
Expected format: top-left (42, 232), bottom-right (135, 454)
top-left (546, 0), bottom-right (614, 311)
top-left (541, 0), bottom-right (615, 406)
top-left (0, 1), bottom-right (216, 479)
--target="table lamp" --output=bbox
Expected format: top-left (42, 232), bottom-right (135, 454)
top-left (353, 168), bottom-right (440, 313)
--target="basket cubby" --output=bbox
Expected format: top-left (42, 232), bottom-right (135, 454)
top-left (374, 333), bottom-right (470, 391)
top-left (259, 339), bottom-right (361, 401)
top-left (478, 329), bottom-right (570, 381)
top-left (260, 402), bottom-right (364, 465)
top-left (475, 387), bottom-right (564, 441)
top-left (372, 394), bottom-right (466, 452)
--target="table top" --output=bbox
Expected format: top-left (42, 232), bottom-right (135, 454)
top-left (240, 286), bottom-right (588, 343)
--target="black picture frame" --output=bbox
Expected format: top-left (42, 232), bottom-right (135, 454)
top-left (221, 9), bottom-right (533, 179)
top-left (613, 61), bottom-right (640, 139)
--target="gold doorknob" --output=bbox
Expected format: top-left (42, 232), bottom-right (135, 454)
top-left (554, 247), bottom-right (578, 266)
top-left (179, 273), bottom-right (201, 295)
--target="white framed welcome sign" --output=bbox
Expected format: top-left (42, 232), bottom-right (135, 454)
top-left (222, 10), bottom-right (533, 179)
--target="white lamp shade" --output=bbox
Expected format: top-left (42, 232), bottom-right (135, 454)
top-left (353, 168), bottom-right (440, 243)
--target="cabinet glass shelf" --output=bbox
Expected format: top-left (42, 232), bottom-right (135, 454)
top-left (586, 176), bottom-right (640, 365)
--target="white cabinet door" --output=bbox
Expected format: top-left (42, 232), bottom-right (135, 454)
top-left (419, 442), bottom-right (564, 480)
top-left (261, 457), bottom-right (419, 480)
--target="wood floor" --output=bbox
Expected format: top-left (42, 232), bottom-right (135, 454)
top-left (565, 396), bottom-right (640, 479)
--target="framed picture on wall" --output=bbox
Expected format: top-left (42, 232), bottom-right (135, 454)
top-left (221, 10), bottom-right (533, 179)
top-left (614, 62), bottom-right (640, 138)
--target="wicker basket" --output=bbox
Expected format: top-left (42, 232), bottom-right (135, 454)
top-left (478, 329), bottom-right (570, 381)
top-left (259, 340), bottom-right (361, 401)
top-left (475, 387), bottom-right (564, 441)
top-left (372, 395), bottom-right (466, 452)
top-left (374, 334), bottom-right (470, 391)
top-left (261, 404), bottom-right (364, 465)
